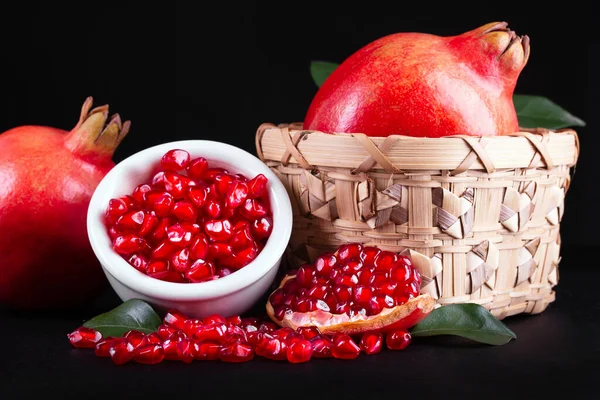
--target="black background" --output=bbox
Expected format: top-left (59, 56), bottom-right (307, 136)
top-left (1, 3), bottom-right (598, 399)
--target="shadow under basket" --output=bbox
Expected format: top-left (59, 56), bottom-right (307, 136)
top-left (255, 122), bottom-right (580, 320)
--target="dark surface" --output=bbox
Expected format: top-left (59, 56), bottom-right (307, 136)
top-left (1, 245), bottom-right (598, 399)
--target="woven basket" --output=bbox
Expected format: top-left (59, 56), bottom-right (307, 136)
top-left (255, 122), bottom-right (580, 319)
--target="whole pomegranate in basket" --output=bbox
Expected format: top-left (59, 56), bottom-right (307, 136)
top-left (304, 21), bottom-right (530, 137)
top-left (0, 97), bottom-right (130, 310)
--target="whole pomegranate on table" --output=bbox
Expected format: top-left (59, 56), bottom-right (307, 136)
top-left (0, 97), bottom-right (130, 310)
top-left (304, 21), bottom-right (530, 137)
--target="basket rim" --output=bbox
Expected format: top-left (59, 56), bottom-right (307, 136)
top-left (256, 122), bottom-right (579, 174)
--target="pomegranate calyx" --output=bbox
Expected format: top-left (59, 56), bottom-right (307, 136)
top-left (65, 96), bottom-right (131, 161)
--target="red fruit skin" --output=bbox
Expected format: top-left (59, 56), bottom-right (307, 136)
top-left (304, 22), bottom-right (530, 138)
top-left (0, 98), bottom-right (129, 310)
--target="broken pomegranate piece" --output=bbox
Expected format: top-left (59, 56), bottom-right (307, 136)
top-left (104, 148), bottom-right (273, 283)
top-left (266, 243), bottom-right (434, 336)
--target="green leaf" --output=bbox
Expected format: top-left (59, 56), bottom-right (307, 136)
top-left (513, 94), bottom-right (585, 129)
top-left (410, 303), bottom-right (516, 345)
top-left (82, 299), bottom-right (162, 337)
top-left (310, 61), bottom-right (339, 88)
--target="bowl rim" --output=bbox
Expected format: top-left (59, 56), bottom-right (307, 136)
top-left (87, 140), bottom-right (292, 301)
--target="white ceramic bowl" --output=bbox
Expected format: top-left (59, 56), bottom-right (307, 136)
top-left (87, 140), bottom-right (292, 318)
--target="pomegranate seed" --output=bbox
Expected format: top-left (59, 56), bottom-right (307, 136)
top-left (186, 157), bottom-right (209, 180)
top-left (226, 315), bottom-right (242, 326)
top-left (333, 285), bottom-right (353, 302)
top-left (120, 195), bottom-right (136, 208)
top-left (335, 273), bottom-right (358, 287)
top-left (233, 243), bottom-right (259, 269)
top-left (166, 222), bottom-right (197, 246)
top-left (204, 168), bottom-right (228, 182)
top-left (225, 181), bottom-right (249, 209)
top-left (208, 242), bottom-right (234, 260)
top-left (171, 248), bottom-right (191, 272)
top-left (193, 341), bottom-right (220, 360)
top-left (252, 217), bottom-right (273, 241)
top-left (203, 314), bottom-right (227, 325)
top-left (188, 233), bottom-right (209, 260)
top-left (247, 174), bottom-right (268, 198)
top-left (116, 210), bottom-right (145, 233)
top-left (307, 285), bottom-right (328, 299)
top-left (331, 334), bottom-right (361, 359)
top-left (146, 260), bottom-right (169, 278)
top-left (148, 217), bottom-right (171, 245)
top-left (386, 330), bottom-right (412, 350)
top-left (109, 339), bottom-right (135, 365)
top-left (360, 246), bottom-right (381, 266)
top-left (295, 265), bottom-right (315, 288)
top-left (310, 335), bottom-right (333, 358)
top-left (151, 240), bottom-right (177, 260)
top-left (94, 337), bottom-right (117, 357)
top-left (204, 219), bottom-right (233, 241)
top-left (147, 332), bottom-right (162, 345)
top-left (163, 172), bottom-right (190, 199)
top-left (185, 259), bottom-right (215, 282)
top-left (272, 327), bottom-right (296, 341)
top-left (219, 343), bottom-right (254, 362)
top-left (127, 253), bottom-right (148, 272)
top-left (108, 226), bottom-right (120, 240)
top-left (193, 323), bottom-right (227, 342)
top-left (203, 199), bottom-right (222, 219)
top-left (152, 171), bottom-right (166, 186)
top-left (337, 243), bottom-right (363, 262)
top-left (255, 334), bottom-right (287, 360)
top-left (360, 331), bottom-right (383, 355)
top-left (162, 339), bottom-right (181, 360)
top-left (105, 198), bottom-right (129, 225)
top-left (287, 338), bottom-right (313, 363)
top-left (157, 324), bottom-right (178, 340)
top-left (229, 222), bottom-right (254, 250)
top-left (212, 174), bottom-right (235, 198)
top-left (161, 149), bottom-right (191, 171)
top-left (239, 199), bottom-right (268, 219)
top-left (374, 251), bottom-right (398, 270)
top-left (138, 212), bottom-right (158, 237)
top-left (186, 184), bottom-right (210, 208)
top-left (172, 201), bottom-right (197, 222)
top-left (163, 309), bottom-right (188, 330)
top-left (146, 191), bottom-right (175, 217)
top-left (68, 327), bottom-right (102, 348)
top-left (353, 285), bottom-right (373, 306)
top-left (124, 330), bottom-right (148, 349)
top-left (297, 326), bottom-right (321, 340)
top-left (258, 322), bottom-right (278, 332)
top-left (295, 297), bottom-right (317, 312)
top-left (134, 343), bottom-right (165, 364)
top-left (113, 234), bottom-right (146, 255)
top-left (132, 183), bottom-right (152, 205)
top-left (314, 253), bottom-right (337, 277)
top-left (177, 339), bottom-right (198, 363)
top-left (334, 302), bottom-right (351, 314)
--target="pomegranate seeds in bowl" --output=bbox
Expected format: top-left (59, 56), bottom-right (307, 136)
top-left (104, 148), bottom-right (274, 284)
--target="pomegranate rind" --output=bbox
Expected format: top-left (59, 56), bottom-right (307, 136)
top-left (266, 274), bottom-right (434, 336)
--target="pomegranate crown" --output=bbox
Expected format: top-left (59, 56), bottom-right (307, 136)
top-left (66, 96), bottom-right (131, 160)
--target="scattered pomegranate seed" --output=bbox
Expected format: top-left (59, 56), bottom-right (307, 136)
top-left (69, 306), bottom-right (416, 365)
top-left (109, 339), bottom-right (135, 365)
top-left (287, 339), bottom-right (313, 363)
top-left (105, 149), bottom-right (273, 283)
top-left (67, 327), bottom-right (102, 348)
top-left (331, 333), bottom-right (361, 360)
top-left (386, 330), bottom-right (412, 350)
top-left (134, 344), bottom-right (165, 364)
top-left (360, 331), bottom-right (383, 355)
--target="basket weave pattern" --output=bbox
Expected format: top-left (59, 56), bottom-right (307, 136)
top-left (256, 123), bottom-right (579, 319)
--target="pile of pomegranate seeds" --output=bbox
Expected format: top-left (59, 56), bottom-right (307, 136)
top-left (104, 149), bottom-right (274, 283)
top-left (68, 309), bottom-right (412, 365)
top-left (269, 243), bottom-right (421, 320)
